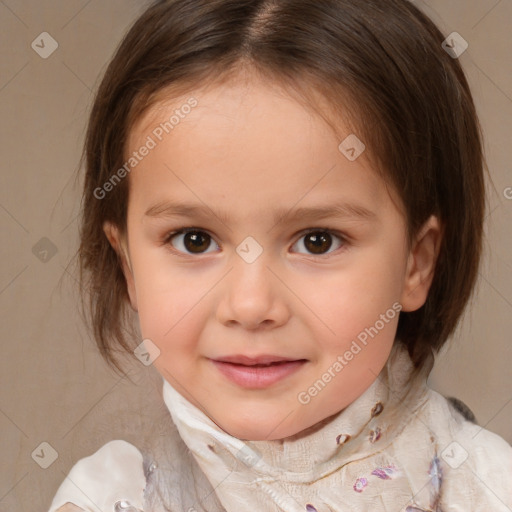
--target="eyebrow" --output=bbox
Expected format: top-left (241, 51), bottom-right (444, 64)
top-left (144, 200), bottom-right (376, 225)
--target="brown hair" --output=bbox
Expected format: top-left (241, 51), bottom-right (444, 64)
top-left (78, 0), bottom-right (486, 376)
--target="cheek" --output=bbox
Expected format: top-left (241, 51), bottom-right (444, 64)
top-left (302, 260), bottom-right (404, 336)
top-left (136, 288), bottom-right (205, 346)
top-left (136, 292), bottom-right (207, 384)
top-left (128, 252), bottom-right (206, 350)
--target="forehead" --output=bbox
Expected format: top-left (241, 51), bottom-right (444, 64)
top-left (128, 68), bottom-right (360, 160)
top-left (130, 74), bottom-right (333, 147)
top-left (124, 76), bottom-right (396, 223)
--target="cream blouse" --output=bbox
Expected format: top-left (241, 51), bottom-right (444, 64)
top-left (48, 346), bottom-right (512, 512)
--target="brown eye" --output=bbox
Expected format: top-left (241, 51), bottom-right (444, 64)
top-left (292, 230), bottom-right (344, 256)
top-left (304, 232), bottom-right (332, 254)
top-left (168, 230), bottom-right (218, 254)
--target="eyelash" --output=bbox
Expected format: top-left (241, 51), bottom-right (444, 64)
top-left (162, 227), bottom-right (349, 259)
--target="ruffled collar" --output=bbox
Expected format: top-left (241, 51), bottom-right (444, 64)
top-left (161, 345), bottom-right (429, 511)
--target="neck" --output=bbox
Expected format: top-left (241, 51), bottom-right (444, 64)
top-left (162, 344), bottom-right (429, 487)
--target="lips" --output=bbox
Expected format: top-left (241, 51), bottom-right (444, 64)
top-left (210, 354), bottom-right (307, 388)
top-left (214, 354), bottom-right (303, 366)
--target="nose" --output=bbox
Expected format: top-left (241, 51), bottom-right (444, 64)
top-left (215, 254), bottom-right (290, 330)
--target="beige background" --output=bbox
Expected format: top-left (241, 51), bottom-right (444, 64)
top-left (0, 0), bottom-right (511, 510)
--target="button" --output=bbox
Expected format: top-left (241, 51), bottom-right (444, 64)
top-left (371, 402), bottom-right (384, 417)
top-left (114, 500), bottom-right (144, 512)
top-left (335, 433), bottom-right (351, 445)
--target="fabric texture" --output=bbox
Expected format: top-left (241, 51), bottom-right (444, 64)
top-left (47, 345), bottom-right (512, 512)
top-left (48, 440), bottom-right (146, 512)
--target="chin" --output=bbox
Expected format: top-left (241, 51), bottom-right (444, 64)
top-left (224, 424), bottom-right (286, 441)
top-left (213, 416), bottom-right (267, 440)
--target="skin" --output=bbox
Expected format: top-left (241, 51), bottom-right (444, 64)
top-left (104, 71), bottom-right (441, 441)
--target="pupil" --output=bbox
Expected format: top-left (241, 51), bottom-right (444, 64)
top-left (184, 231), bottom-right (210, 253)
top-left (305, 232), bottom-right (332, 254)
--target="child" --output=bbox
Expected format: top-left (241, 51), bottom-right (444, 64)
top-left (48, 0), bottom-right (512, 510)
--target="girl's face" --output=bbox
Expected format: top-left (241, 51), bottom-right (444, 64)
top-left (107, 74), bottom-right (439, 440)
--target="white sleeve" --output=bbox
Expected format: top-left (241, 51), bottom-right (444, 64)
top-left (47, 440), bottom-right (146, 512)
top-left (440, 425), bottom-right (512, 511)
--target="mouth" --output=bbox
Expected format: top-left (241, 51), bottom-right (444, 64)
top-left (210, 355), bottom-right (308, 389)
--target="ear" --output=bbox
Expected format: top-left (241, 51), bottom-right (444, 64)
top-left (103, 221), bottom-right (138, 312)
top-left (400, 215), bottom-right (443, 312)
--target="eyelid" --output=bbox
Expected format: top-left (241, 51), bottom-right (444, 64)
top-left (163, 227), bottom-right (217, 244)
top-left (294, 227), bottom-right (348, 240)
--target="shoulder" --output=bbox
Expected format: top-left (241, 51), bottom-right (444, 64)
top-left (424, 388), bottom-right (512, 510)
top-left (424, 387), bottom-right (512, 462)
top-left (48, 440), bottom-right (146, 512)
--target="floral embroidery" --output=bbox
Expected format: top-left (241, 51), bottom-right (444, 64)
top-left (353, 477), bottom-right (368, 492)
top-left (305, 505), bottom-right (318, 512)
top-left (369, 427), bottom-right (382, 443)
top-left (405, 455), bottom-right (444, 512)
top-left (371, 402), bottom-right (384, 417)
top-left (428, 454), bottom-right (443, 510)
top-left (336, 433), bottom-right (351, 445)
top-left (371, 464), bottom-right (399, 480)
top-left (429, 455), bottom-right (442, 494)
